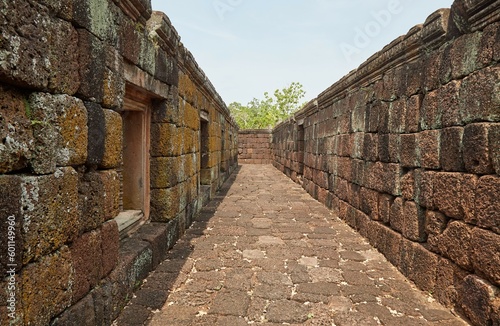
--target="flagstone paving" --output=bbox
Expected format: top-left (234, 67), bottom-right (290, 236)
top-left (115, 164), bottom-right (468, 326)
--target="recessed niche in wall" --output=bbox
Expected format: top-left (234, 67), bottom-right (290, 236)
top-left (115, 84), bottom-right (151, 238)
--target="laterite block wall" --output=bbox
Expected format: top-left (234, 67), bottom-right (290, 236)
top-left (272, 1), bottom-right (500, 325)
top-left (0, 0), bottom-right (238, 324)
top-left (238, 129), bottom-right (273, 164)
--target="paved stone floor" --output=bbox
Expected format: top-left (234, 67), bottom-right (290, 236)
top-left (116, 165), bottom-right (469, 326)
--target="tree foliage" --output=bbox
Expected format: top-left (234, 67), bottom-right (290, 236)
top-left (229, 82), bottom-right (306, 129)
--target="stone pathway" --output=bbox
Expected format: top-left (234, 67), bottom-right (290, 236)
top-left (115, 165), bottom-right (468, 326)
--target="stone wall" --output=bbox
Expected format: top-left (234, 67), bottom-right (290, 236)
top-left (0, 0), bottom-right (238, 324)
top-left (272, 1), bottom-right (500, 325)
top-left (238, 130), bottom-right (273, 164)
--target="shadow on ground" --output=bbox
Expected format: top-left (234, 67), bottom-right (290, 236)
top-left (113, 166), bottom-right (241, 325)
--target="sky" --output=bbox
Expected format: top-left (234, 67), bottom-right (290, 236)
top-left (150, 1), bottom-right (455, 105)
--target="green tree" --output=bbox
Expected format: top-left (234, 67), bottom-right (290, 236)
top-left (229, 82), bottom-right (306, 129)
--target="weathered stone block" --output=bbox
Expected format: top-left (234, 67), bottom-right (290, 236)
top-left (152, 92), bottom-right (178, 124)
top-left (401, 170), bottom-right (415, 201)
top-left (85, 102), bottom-right (106, 166)
top-left (355, 210), bottom-right (371, 239)
top-left (0, 0), bottom-right (79, 93)
top-left (440, 127), bottom-right (465, 172)
top-left (151, 186), bottom-right (181, 222)
top-left (78, 170), bottom-right (106, 233)
top-left (479, 22), bottom-right (500, 64)
top-left (92, 275), bottom-right (128, 325)
top-left (458, 275), bottom-right (498, 326)
top-left (119, 18), bottom-right (142, 65)
top-left (99, 170), bottom-right (120, 221)
top-left (362, 133), bottom-right (378, 162)
top-left (184, 102), bottom-right (199, 131)
top-left (100, 109), bottom-right (122, 169)
top-left (411, 243), bottom-right (439, 293)
top-left (186, 153), bottom-right (197, 179)
top-left (381, 163), bottom-right (402, 196)
top-left (337, 157), bottom-right (352, 182)
top-left (426, 210), bottom-right (449, 253)
top-left (366, 101), bottom-right (381, 133)
top-left (380, 68), bottom-right (396, 101)
top-left (437, 221), bottom-right (473, 271)
top-left (389, 197), bottom-right (404, 233)
top-left (376, 224), bottom-right (402, 267)
top-left (0, 86), bottom-right (33, 174)
top-left (154, 48), bottom-right (178, 85)
top-left (51, 293), bottom-right (96, 326)
top-left (423, 50), bottom-right (441, 92)
top-left (348, 183), bottom-right (361, 210)
top-left (345, 205), bottom-right (357, 230)
top-left (151, 156), bottom-right (180, 189)
top-left (425, 210), bottom-right (448, 236)
top-left (334, 177), bottom-right (349, 203)
top-left (435, 257), bottom-right (468, 309)
top-left (359, 187), bottom-right (378, 220)
top-left (134, 223), bottom-right (169, 268)
top-left (490, 124), bottom-right (500, 175)
top-left (377, 134), bottom-right (400, 163)
top-left (21, 168), bottom-right (79, 264)
top-left (460, 66), bottom-right (500, 124)
top-left (405, 94), bottom-right (422, 133)
top-left (378, 193), bottom-right (393, 224)
top-left (439, 44), bottom-right (453, 85)
top-left (472, 228), bottom-right (500, 286)
top-left (398, 238), bottom-right (415, 279)
top-left (439, 80), bottom-right (462, 127)
top-left (405, 59), bottom-right (425, 96)
top-left (181, 128), bottom-right (196, 155)
top-left (118, 237), bottom-right (153, 290)
top-left (21, 247), bottom-right (73, 325)
top-left (138, 37), bottom-right (157, 77)
top-left (151, 123), bottom-right (181, 157)
top-left (388, 100), bottom-right (406, 133)
top-left (420, 91), bottom-right (441, 130)
top-left (29, 93), bottom-right (88, 173)
top-left (400, 134), bottom-right (419, 168)
top-left (26, 0), bottom-right (70, 21)
top-left (70, 230), bottom-right (102, 303)
top-left (474, 175), bottom-right (500, 233)
top-left (450, 32), bottom-right (483, 80)
top-left (77, 29), bottom-right (105, 102)
top-left (314, 170), bottom-right (329, 190)
top-left (463, 123), bottom-right (495, 174)
top-left (350, 133), bottom-right (364, 160)
top-left (350, 105), bottom-right (366, 133)
top-left (72, 0), bottom-right (118, 44)
top-left (414, 170), bottom-right (436, 209)
top-left (101, 220), bottom-right (119, 277)
top-left (417, 130), bottom-right (440, 169)
top-left (433, 172), bottom-right (477, 220)
top-left (402, 201), bottom-right (426, 242)
top-left (103, 67), bottom-right (125, 109)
